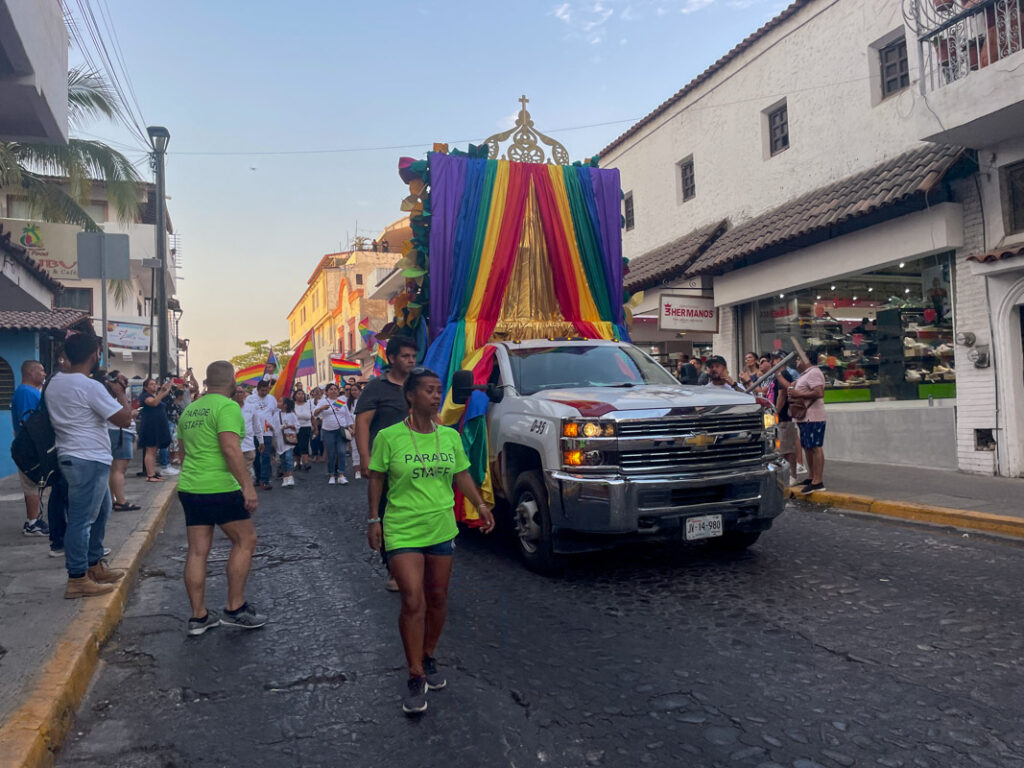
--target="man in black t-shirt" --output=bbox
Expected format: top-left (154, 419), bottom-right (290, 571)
top-left (354, 335), bottom-right (418, 591)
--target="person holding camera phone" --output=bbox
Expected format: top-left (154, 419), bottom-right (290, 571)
top-left (137, 377), bottom-right (174, 482)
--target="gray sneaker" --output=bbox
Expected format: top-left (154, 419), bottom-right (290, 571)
top-left (187, 610), bottom-right (221, 636)
top-left (220, 603), bottom-right (267, 630)
top-left (423, 656), bottom-right (446, 690)
top-left (402, 676), bottom-right (428, 715)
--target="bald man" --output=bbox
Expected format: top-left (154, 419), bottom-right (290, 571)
top-left (176, 361), bottom-right (266, 636)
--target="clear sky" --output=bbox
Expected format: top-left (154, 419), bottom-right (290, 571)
top-left (80, 0), bottom-right (788, 374)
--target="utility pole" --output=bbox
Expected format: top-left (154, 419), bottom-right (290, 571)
top-left (148, 125), bottom-right (170, 380)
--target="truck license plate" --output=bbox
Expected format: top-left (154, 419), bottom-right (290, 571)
top-left (685, 514), bottom-right (723, 540)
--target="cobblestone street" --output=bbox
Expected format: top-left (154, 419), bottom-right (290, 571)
top-left (57, 476), bottom-right (1024, 768)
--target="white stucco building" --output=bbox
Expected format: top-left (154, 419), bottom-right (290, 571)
top-left (603, 0), bottom-right (1024, 476)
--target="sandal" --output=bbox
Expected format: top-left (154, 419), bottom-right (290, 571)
top-left (113, 502), bottom-right (142, 511)
top-left (146, 476), bottom-right (164, 482)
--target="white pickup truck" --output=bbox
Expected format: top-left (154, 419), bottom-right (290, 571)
top-left (455, 338), bottom-right (788, 571)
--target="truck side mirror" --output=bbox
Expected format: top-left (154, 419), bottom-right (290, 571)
top-left (452, 369), bottom-right (474, 405)
top-left (451, 369), bottom-right (504, 405)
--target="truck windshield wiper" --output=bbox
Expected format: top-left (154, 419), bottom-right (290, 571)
top-left (607, 382), bottom-right (639, 388)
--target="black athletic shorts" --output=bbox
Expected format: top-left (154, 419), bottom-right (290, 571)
top-left (178, 490), bottom-right (250, 527)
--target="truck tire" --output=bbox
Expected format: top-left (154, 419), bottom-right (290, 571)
top-left (512, 470), bottom-right (560, 574)
top-left (710, 531), bottom-right (761, 551)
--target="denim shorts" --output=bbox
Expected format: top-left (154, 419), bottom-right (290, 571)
top-left (387, 538), bottom-right (456, 557)
top-left (109, 429), bottom-right (134, 461)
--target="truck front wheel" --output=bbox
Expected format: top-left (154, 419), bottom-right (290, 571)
top-left (512, 470), bottom-right (560, 574)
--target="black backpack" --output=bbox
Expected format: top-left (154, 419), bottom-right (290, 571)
top-left (10, 378), bottom-right (58, 489)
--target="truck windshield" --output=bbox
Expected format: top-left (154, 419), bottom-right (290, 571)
top-left (507, 345), bottom-right (679, 396)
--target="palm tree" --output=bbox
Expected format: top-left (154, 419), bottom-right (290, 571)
top-left (0, 66), bottom-right (145, 307)
top-left (0, 66), bottom-right (143, 231)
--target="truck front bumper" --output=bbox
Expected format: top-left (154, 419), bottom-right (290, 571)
top-left (545, 461), bottom-right (788, 552)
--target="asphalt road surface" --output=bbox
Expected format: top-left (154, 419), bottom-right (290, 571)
top-left (57, 468), bottom-right (1024, 768)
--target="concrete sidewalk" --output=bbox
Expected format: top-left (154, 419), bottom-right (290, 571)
top-left (792, 459), bottom-right (1024, 538)
top-left (0, 461), bottom-right (176, 768)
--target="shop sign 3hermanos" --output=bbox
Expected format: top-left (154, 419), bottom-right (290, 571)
top-left (659, 294), bottom-right (718, 333)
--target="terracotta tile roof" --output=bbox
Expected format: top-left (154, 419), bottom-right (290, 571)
top-left (966, 243), bottom-right (1024, 262)
top-left (624, 219), bottom-right (728, 292)
top-left (600, 0), bottom-right (817, 160)
top-left (684, 144), bottom-right (966, 278)
top-left (0, 309), bottom-right (90, 332)
top-left (0, 223), bottom-right (64, 293)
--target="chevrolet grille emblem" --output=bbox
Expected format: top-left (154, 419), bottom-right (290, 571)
top-left (683, 432), bottom-right (718, 449)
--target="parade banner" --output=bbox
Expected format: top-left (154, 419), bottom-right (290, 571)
top-left (1, 219), bottom-right (80, 279)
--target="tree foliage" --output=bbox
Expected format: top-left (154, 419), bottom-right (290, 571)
top-left (230, 339), bottom-right (293, 371)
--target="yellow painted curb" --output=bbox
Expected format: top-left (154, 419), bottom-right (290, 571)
top-left (786, 487), bottom-right (1024, 539)
top-left (0, 483), bottom-right (177, 768)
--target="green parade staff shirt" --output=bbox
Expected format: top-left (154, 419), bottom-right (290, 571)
top-left (369, 421), bottom-right (471, 551)
top-left (177, 394), bottom-right (246, 495)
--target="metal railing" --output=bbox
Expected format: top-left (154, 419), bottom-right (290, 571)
top-left (909, 0), bottom-right (1024, 90)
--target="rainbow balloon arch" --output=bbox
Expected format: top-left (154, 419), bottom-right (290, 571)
top-left (392, 97), bottom-right (631, 525)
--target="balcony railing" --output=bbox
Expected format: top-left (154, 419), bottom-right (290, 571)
top-left (908, 0), bottom-right (1024, 90)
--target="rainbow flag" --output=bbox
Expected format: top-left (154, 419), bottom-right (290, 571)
top-left (331, 356), bottom-right (361, 377)
top-left (358, 318), bottom-right (376, 348)
top-left (266, 348), bottom-right (279, 375)
top-left (271, 329), bottom-right (313, 400)
top-left (235, 364), bottom-right (263, 387)
top-left (373, 341), bottom-right (387, 376)
top-left (293, 331), bottom-right (316, 378)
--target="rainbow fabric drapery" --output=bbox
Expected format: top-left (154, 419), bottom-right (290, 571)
top-left (422, 153), bottom-right (628, 386)
top-left (415, 152), bottom-right (627, 526)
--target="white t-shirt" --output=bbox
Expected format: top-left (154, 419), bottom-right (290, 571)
top-left (319, 399), bottom-right (354, 432)
top-left (293, 400), bottom-right (313, 428)
top-left (239, 401), bottom-right (260, 451)
top-left (46, 372), bottom-right (124, 464)
top-left (245, 393), bottom-right (278, 436)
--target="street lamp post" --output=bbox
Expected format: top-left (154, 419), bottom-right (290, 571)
top-left (147, 125), bottom-right (170, 380)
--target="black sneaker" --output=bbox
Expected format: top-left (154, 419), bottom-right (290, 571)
top-left (403, 676), bottom-right (428, 715)
top-left (220, 603), bottom-right (267, 630)
top-left (423, 656), bottom-right (446, 690)
top-left (23, 518), bottom-right (49, 537)
top-left (798, 482), bottom-right (826, 494)
top-left (187, 610), bottom-right (221, 636)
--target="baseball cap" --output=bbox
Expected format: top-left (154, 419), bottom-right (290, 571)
top-left (705, 355), bottom-right (727, 366)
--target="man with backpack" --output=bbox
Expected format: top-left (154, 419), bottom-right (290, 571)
top-left (45, 334), bottom-right (134, 599)
top-left (11, 359), bottom-right (49, 537)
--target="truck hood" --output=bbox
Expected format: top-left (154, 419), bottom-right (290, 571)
top-left (529, 385), bottom-right (757, 417)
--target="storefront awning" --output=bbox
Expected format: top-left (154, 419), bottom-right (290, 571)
top-left (624, 219), bottom-right (727, 293)
top-left (684, 144), bottom-right (968, 279)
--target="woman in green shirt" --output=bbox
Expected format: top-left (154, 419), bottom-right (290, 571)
top-left (367, 367), bottom-right (494, 716)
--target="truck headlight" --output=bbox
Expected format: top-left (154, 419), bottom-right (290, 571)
top-left (563, 449), bottom-right (607, 467)
top-left (562, 419), bottom-right (616, 438)
top-left (762, 412), bottom-right (777, 429)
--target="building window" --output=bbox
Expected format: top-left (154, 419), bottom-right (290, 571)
top-left (880, 39), bottom-right (910, 98)
top-left (56, 288), bottom-right (92, 313)
top-left (679, 157), bottom-right (696, 202)
top-left (0, 357), bottom-right (14, 409)
top-left (356, 273), bottom-right (363, 286)
top-left (768, 103), bottom-right (789, 156)
top-left (1002, 160), bottom-right (1024, 234)
top-left (301, 307), bottom-right (306, 323)
top-left (624, 192), bottom-right (635, 231)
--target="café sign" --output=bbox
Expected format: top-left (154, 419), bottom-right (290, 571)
top-left (659, 294), bottom-right (718, 333)
top-left (1, 219), bottom-right (79, 279)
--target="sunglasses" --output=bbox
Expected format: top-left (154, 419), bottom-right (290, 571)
top-left (410, 366), bottom-right (438, 377)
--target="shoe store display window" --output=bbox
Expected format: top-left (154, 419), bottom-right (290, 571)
top-left (752, 252), bottom-right (955, 404)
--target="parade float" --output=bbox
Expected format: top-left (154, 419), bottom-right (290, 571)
top-left (385, 98), bottom-right (784, 566)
